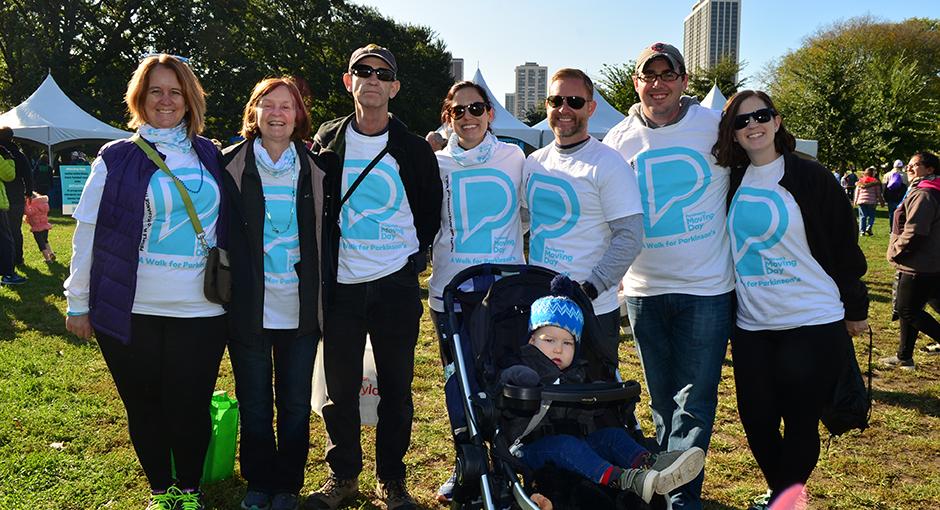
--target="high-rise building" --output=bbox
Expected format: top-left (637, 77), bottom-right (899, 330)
top-left (505, 93), bottom-right (516, 117)
top-left (683, 0), bottom-right (741, 78)
top-left (450, 58), bottom-right (464, 82)
top-left (512, 62), bottom-right (547, 120)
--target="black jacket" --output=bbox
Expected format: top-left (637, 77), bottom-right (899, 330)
top-left (0, 141), bottom-right (32, 205)
top-left (312, 113), bottom-right (442, 291)
top-left (222, 139), bottom-right (324, 342)
top-left (729, 151), bottom-right (869, 321)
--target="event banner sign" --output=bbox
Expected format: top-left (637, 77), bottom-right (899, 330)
top-left (60, 165), bottom-right (91, 215)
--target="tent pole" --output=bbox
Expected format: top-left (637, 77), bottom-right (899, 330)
top-left (47, 127), bottom-right (53, 168)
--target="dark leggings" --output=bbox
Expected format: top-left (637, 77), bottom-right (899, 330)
top-left (96, 313), bottom-right (227, 491)
top-left (896, 272), bottom-right (940, 360)
top-left (731, 321), bottom-right (843, 501)
top-left (32, 230), bottom-right (49, 251)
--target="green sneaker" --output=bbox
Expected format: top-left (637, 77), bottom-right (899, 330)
top-left (147, 487), bottom-right (181, 510)
top-left (176, 490), bottom-right (205, 510)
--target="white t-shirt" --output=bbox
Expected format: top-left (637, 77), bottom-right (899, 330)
top-left (729, 156), bottom-right (844, 330)
top-left (73, 146), bottom-right (225, 318)
top-left (523, 137), bottom-right (642, 314)
top-left (603, 104), bottom-right (734, 297)
top-left (428, 141), bottom-right (526, 312)
top-left (257, 148), bottom-right (301, 329)
top-left (337, 125), bottom-right (419, 284)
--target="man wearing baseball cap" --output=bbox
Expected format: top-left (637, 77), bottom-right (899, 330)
top-left (603, 42), bottom-right (734, 510)
top-left (306, 43), bottom-right (442, 510)
top-left (883, 158), bottom-right (909, 230)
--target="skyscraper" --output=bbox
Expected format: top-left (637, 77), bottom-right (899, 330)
top-left (683, 0), bottom-right (741, 77)
top-left (450, 58), bottom-right (464, 82)
top-left (511, 62), bottom-right (547, 121)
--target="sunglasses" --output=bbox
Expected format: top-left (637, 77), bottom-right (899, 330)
top-left (350, 64), bottom-right (396, 82)
top-left (545, 95), bottom-right (589, 110)
top-left (450, 101), bottom-right (489, 120)
top-left (733, 108), bottom-right (777, 130)
top-left (635, 71), bottom-right (683, 83)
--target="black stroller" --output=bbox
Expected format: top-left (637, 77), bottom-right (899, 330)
top-left (440, 263), bottom-right (644, 510)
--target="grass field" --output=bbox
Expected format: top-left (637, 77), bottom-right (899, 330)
top-left (1, 208), bottom-right (938, 510)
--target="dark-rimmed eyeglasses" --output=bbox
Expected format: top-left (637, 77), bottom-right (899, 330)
top-left (545, 95), bottom-right (589, 110)
top-left (350, 64), bottom-right (396, 82)
top-left (450, 101), bottom-right (489, 120)
top-left (635, 71), bottom-right (683, 83)
top-left (733, 108), bottom-right (777, 130)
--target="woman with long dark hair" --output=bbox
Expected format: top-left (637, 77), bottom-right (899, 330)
top-left (712, 90), bottom-right (869, 509)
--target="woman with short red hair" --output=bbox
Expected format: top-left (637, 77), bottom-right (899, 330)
top-left (221, 77), bottom-right (324, 510)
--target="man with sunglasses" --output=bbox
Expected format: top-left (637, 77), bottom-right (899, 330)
top-left (306, 44), bottom-right (442, 510)
top-left (603, 43), bottom-right (734, 510)
top-left (523, 68), bottom-right (644, 372)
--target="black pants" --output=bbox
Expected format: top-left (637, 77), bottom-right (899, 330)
top-left (229, 329), bottom-right (318, 494)
top-left (7, 203), bottom-right (24, 266)
top-left (32, 230), bottom-right (49, 251)
top-left (321, 264), bottom-right (423, 480)
top-left (730, 321), bottom-right (843, 501)
top-left (896, 272), bottom-right (940, 360)
top-left (0, 211), bottom-right (12, 275)
top-left (96, 313), bottom-right (227, 491)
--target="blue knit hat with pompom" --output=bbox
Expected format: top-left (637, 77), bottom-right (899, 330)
top-left (528, 275), bottom-right (585, 342)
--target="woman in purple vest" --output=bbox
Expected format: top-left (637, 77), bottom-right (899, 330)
top-left (64, 54), bottom-right (227, 510)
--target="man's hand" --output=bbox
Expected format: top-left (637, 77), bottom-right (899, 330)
top-left (65, 315), bottom-right (94, 340)
top-left (845, 319), bottom-right (868, 337)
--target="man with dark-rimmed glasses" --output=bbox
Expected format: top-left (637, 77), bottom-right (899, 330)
top-left (522, 68), bottom-right (644, 373)
top-left (603, 42), bottom-right (734, 510)
top-left (305, 43), bottom-right (442, 510)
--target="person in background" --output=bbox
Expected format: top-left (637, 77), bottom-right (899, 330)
top-left (222, 77), bottom-right (324, 510)
top-left (841, 168), bottom-right (858, 202)
top-left (0, 145), bottom-right (18, 284)
top-left (713, 90), bottom-right (868, 510)
top-left (64, 54), bottom-right (227, 510)
top-left (854, 166), bottom-right (883, 236)
top-left (882, 159), bottom-right (908, 232)
top-left (23, 192), bottom-right (55, 263)
top-left (427, 80), bottom-right (527, 502)
top-left (882, 151), bottom-right (940, 370)
top-left (0, 126), bottom-right (33, 280)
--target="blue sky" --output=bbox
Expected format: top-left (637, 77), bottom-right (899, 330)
top-left (352, 0), bottom-right (937, 105)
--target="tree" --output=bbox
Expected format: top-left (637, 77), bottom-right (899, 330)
top-left (687, 57), bottom-right (747, 101)
top-left (596, 61), bottom-right (638, 115)
top-left (767, 17), bottom-right (940, 169)
top-left (523, 104), bottom-right (546, 126)
top-left (0, 0), bottom-right (453, 140)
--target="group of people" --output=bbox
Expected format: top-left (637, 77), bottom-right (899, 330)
top-left (53, 39), bottom-right (933, 510)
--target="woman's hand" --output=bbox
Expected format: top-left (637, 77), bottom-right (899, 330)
top-left (65, 315), bottom-right (94, 340)
top-left (845, 319), bottom-right (869, 337)
top-left (530, 494), bottom-right (553, 510)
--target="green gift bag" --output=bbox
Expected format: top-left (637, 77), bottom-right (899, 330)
top-left (171, 390), bottom-right (239, 484)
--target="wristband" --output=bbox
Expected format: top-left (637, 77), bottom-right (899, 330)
top-left (66, 311), bottom-right (89, 317)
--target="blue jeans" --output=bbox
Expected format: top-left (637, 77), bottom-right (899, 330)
top-left (626, 292), bottom-right (733, 510)
top-left (886, 201), bottom-right (899, 233)
top-left (519, 428), bottom-right (648, 483)
top-left (857, 203), bottom-right (876, 233)
top-left (229, 329), bottom-right (318, 494)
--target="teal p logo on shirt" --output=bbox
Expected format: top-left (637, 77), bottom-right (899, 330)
top-left (526, 173), bottom-right (580, 263)
top-left (729, 187), bottom-right (789, 276)
top-left (452, 168), bottom-right (517, 253)
top-left (341, 160), bottom-right (404, 240)
top-left (636, 147), bottom-right (711, 238)
top-left (147, 168), bottom-right (220, 257)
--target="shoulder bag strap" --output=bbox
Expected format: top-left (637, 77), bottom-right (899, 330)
top-left (131, 134), bottom-right (208, 251)
top-left (338, 145), bottom-right (389, 208)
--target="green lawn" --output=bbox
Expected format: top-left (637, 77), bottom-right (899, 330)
top-left (1, 208), bottom-right (938, 509)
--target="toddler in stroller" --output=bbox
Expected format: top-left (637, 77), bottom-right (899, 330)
top-left (501, 275), bottom-right (705, 505)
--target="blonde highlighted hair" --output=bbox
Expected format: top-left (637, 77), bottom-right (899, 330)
top-left (125, 54), bottom-right (206, 138)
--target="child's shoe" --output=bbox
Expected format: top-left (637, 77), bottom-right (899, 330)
top-left (42, 248), bottom-right (56, 263)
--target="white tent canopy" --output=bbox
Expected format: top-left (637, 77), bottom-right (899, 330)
top-left (533, 91), bottom-right (627, 147)
top-left (470, 69), bottom-right (541, 148)
top-left (701, 84), bottom-right (727, 111)
top-left (0, 74), bottom-right (132, 162)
